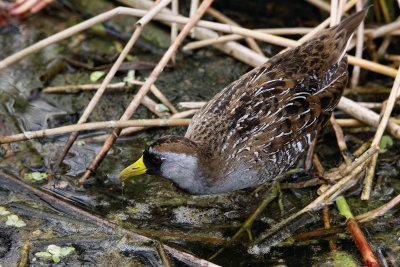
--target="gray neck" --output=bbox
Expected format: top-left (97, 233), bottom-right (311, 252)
top-left (160, 152), bottom-right (209, 194)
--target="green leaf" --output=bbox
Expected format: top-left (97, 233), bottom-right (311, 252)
top-left (0, 207), bottom-right (10, 216)
top-left (60, 246), bottom-right (75, 256)
top-left (5, 215), bottom-right (26, 228)
top-left (35, 251), bottom-right (52, 258)
top-left (90, 71), bottom-right (105, 82)
top-left (6, 215), bottom-right (19, 226)
top-left (15, 220), bottom-right (26, 228)
top-left (379, 135), bottom-right (393, 153)
top-left (52, 255), bottom-right (61, 263)
top-left (336, 196), bottom-right (354, 220)
top-left (155, 104), bottom-right (169, 113)
top-left (32, 172), bottom-right (47, 180)
top-left (47, 244), bottom-right (61, 255)
top-left (23, 172), bottom-right (47, 182)
top-left (76, 140), bottom-right (86, 146)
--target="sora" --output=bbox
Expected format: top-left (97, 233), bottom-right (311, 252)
top-left (119, 9), bottom-right (367, 195)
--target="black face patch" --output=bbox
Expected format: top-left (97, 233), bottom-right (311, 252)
top-left (143, 147), bottom-right (162, 176)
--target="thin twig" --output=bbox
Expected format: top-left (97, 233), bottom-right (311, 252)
top-left (155, 241), bottom-right (173, 267)
top-left (178, 101), bottom-right (207, 109)
top-left (356, 193), bottom-right (400, 222)
top-left (170, 0), bottom-right (178, 64)
top-left (336, 196), bottom-right (379, 267)
top-left (325, 146), bottom-right (378, 181)
top-left (330, 115), bottom-right (351, 164)
top-left (182, 28), bottom-right (312, 51)
top-left (330, 0), bottom-right (338, 27)
top-left (189, 0), bottom-right (199, 17)
top-left (355, 102), bottom-right (384, 109)
top-left (362, 103), bottom-right (386, 202)
top-left (17, 242), bottom-right (31, 267)
top-left (337, 0), bottom-right (346, 24)
top-left (322, 207), bottom-right (337, 251)
top-left (379, 0), bottom-right (391, 23)
top-left (210, 183), bottom-right (279, 260)
top-left (82, 109), bottom-right (198, 142)
top-left (327, 0), bottom-right (349, 166)
top-left (385, 54), bottom-right (400, 62)
top-left (338, 97), bottom-right (400, 139)
top-left (335, 117), bottom-right (400, 127)
top-left (78, 0), bottom-right (215, 184)
top-left (129, 80), bottom-right (179, 114)
top-left (362, 66), bottom-right (400, 200)
top-left (42, 82), bottom-right (168, 117)
top-left (42, 82), bottom-right (128, 93)
top-left (351, 0), bottom-right (365, 88)
top-left (377, 36), bottom-right (392, 59)
top-left (368, 19), bottom-right (400, 39)
top-left (206, 7), bottom-right (264, 55)
top-left (0, 119), bottom-right (190, 143)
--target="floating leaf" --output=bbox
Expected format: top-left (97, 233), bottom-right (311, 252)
top-left (379, 135), bottom-right (393, 153)
top-left (0, 207), bottom-right (10, 216)
top-left (23, 172), bottom-right (47, 182)
top-left (5, 215), bottom-right (17, 226)
top-left (35, 244), bottom-right (75, 263)
top-left (52, 255), bottom-right (61, 263)
top-left (155, 104), bottom-right (169, 113)
top-left (47, 245), bottom-right (61, 255)
top-left (35, 252), bottom-right (52, 258)
top-left (14, 220), bottom-right (26, 228)
top-left (90, 71), bottom-right (105, 82)
top-left (60, 247), bottom-right (75, 256)
top-left (6, 214), bottom-right (26, 227)
top-left (90, 24), bottom-right (107, 35)
top-left (77, 140), bottom-right (86, 146)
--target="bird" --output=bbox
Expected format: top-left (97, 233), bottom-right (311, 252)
top-left (119, 9), bottom-right (367, 195)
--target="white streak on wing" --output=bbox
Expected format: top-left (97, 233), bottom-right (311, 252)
top-left (306, 133), bottom-right (312, 144)
top-left (296, 141), bottom-right (303, 151)
top-left (280, 88), bottom-right (290, 95)
top-left (254, 87), bottom-right (275, 97)
top-left (338, 33), bottom-right (354, 63)
top-left (298, 120), bottom-right (308, 131)
top-left (236, 146), bottom-right (251, 155)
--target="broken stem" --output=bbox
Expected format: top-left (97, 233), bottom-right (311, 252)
top-left (0, 119), bottom-right (190, 144)
top-left (336, 196), bottom-right (379, 267)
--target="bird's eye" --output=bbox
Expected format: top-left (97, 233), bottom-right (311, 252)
top-left (152, 156), bottom-right (162, 165)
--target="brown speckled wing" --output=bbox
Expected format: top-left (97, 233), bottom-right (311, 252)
top-left (185, 9), bottom-right (366, 181)
top-left (186, 54), bottom-right (348, 180)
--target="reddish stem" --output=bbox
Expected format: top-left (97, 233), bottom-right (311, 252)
top-left (346, 219), bottom-right (380, 267)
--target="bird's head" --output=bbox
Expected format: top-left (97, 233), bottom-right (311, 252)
top-left (119, 136), bottom-right (209, 194)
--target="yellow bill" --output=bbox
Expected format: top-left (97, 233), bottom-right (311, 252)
top-left (119, 155), bottom-right (147, 180)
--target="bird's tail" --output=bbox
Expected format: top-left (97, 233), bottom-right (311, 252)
top-left (334, 8), bottom-right (369, 61)
top-left (334, 8), bottom-right (368, 39)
